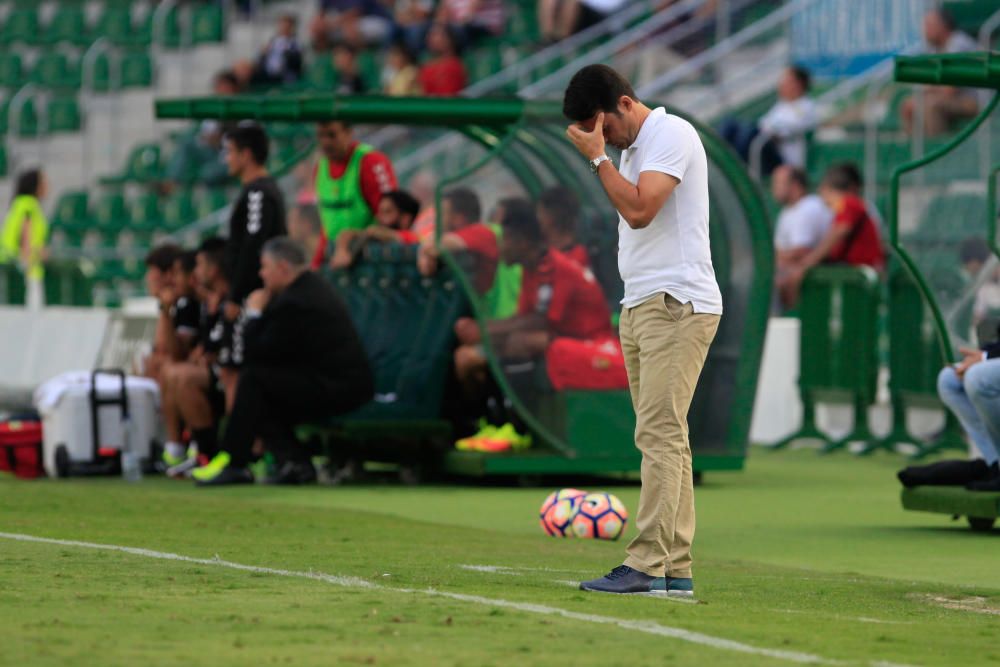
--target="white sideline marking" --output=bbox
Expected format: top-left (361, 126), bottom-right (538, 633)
top-left (1, 532), bottom-right (908, 666)
top-left (458, 564), bottom-right (590, 576)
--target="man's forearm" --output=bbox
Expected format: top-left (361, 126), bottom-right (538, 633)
top-left (596, 161), bottom-right (649, 229)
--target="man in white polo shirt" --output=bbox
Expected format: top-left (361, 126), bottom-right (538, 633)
top-left (564, 64), bottom-right (721, 598)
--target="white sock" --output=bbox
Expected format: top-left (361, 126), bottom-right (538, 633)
top-left (165, 441), bottom-right (185, 459)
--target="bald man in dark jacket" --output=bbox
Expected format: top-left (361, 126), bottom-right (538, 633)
top-left (195, 237), bottom-right (373, 486)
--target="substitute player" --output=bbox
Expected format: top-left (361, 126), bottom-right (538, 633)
top-left (564, 65), bottom-right (721, 598)
top-left (218, 123), bottom-right (287, 408)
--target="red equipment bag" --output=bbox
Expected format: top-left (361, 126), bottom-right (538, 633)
top-left (0, 415), bottom-right (45, 479)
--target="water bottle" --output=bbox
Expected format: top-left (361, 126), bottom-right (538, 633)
top-left (120, 418), bottom-right (142, 482)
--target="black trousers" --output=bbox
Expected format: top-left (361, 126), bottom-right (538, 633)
top-left (221, 366), bottom-right (362, 467)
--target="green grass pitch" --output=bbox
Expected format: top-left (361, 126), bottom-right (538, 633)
top-left (2, 449), bottom-right (998, 667)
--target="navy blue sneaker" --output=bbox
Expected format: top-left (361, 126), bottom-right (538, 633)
top-left (650, 576), bottom-right (695, 599)
top-left (579, 565), bottom-right (657, 594)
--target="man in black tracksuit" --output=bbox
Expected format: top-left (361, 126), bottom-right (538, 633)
top-left (216, 123), bottom-right (287, 407)
top-left (194, 237), bottom-right (374, 486)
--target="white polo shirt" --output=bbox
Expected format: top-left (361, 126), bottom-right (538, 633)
top-left (616, 108), bottom-right (722, 314)
top-left (774, 194), bottom-right (832, 251)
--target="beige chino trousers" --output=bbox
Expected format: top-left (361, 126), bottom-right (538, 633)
top-left (619, 292), bottom-right (720, 579)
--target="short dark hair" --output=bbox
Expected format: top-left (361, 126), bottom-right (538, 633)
top-left (214, 69), bottom-right (241, 90)
top-left (537, 185), bottom-right (580, 233)
top-left (197, 236), bottom-right (227, 269)
top-left (13, 168), bottom-right (42, 198)
top-left (383, 190), bottom-right (420, 222)
top-left (785, 166), bottom-right (809, 190)
top-left (500, 198), bottom-right (543, 243)
top-left (960, 237), bottom-right (990, 265)
top-left (262, 236), bottom-right (307, 269)
top-left (443, 187), bottom-right (481, 223)
top-left (821, 164), bottom-right (859, 193)
top-left (826, 162), bottom-right (862, 192)
top-left (175, 250), bottom-right (197, 274)
top-left (333, 42), bottom-right (359, 57)
top-left (225, 123), bottom-right (269, 165)
top-left (145, 243), bottom-right (182, 271)
top-left (788, 65), bottom-right (811, 93)
top-left (563, 64), bottom-right (637, 122)
top-left (388, 40), bottom-right (417, 65)
top-left (318, 118), bottom-right (351, 131)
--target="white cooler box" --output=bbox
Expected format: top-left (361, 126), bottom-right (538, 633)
top-left (33, 369), bottom-right (161, 477)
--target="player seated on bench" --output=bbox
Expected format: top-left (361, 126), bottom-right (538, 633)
top-left (330, 189), bottom-right (421, 269)
top-left (158, 237), bottom-right (231, 476)
top-left (193, 236), bottom-right (374, 487)
top-left (898, 339), bottom-right (1000, 492)
top-left (141, 242), bottom-right (183, 383)
top-left (452, 198), bottom-right (623, 452)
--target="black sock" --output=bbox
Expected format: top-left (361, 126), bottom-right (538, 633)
top-left (192, 427), bottom-right (218, 458)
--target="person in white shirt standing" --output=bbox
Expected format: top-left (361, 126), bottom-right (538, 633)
top-left (564, 64), bottom-right (721, 598)
top-left (771, 165), bottom-right (833, 311)
top-left (719, 66), bottom-right (817, 174)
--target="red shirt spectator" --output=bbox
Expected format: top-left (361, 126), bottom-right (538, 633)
top-left (827, 193), bottom-right (884, 270)
top-left (312, 142), bottom-right (398, 216)
top-left (453, 222), bottom-right (498, 293)
top-left (419, 56), bottom-right (467, 96)
top-left (519, 249), bottom-right (612, 341)
top-left (560, 243), bottom-right (590, 269)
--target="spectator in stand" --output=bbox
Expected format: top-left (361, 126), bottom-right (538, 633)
top-left (333, 43), bottom-right (367, 94)
top-left (233, 14), bottom-right (303, 88)
top-left (382, 41), bottom-right (422, 96)
top-left (538, 0), bottom-right (627, 44)
top-left (162, 71), bottom-right (242, 194)
top-left (901, 9), bottom-right (979, 137)
top-left (419, 23), bottom-right (467, 97)
top-left (310, 0), bottom-right (392, 50)
top-left (826, 162), bottom-right (884, 230)
top-left (193, 237), bottom-right (374, 486)
top-left (220, 123), bottom-right (288, 409)
top-left (777, 166), bottom-right (885, 309)
top-left (417, 187), bottom-right (497, 293)
top-left (159, 237), bottom-right (231, 477)
top-left (537, 185), bottom-right (590, 268)
top-left (719, 66), bottom-right (817, 174)
top-left (330, 189), bottom-right (420, 268)
top-left (0, 168), bottom-right (49, 310)
top-left (287, 203), bottom-right (328, 270)
top-left (770, 165), bottom-right (832, 311)
top-left (389, 0), bottom-right (434, 54)
top-left (313, 120), bottom-right (398, 243)
top-left (434, 0), bottom-right (505, 48)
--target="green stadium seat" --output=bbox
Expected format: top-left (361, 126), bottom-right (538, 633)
top-left (304, 56), bottom-right (338, 90)
top-left (32, 53), bottom-right (82, 90)
top-left (47, 96), bottom-right (81, 133)
top-left (0, 142), bottom-right (6, 178)
top-left (916, 194), bottom-right (987, 237)
top-left (137, 5), bottom-right (181, 48)
top-left (191, 4), bottom-right (225, 44)
top-left (6, 96), bottom-right (39, 137)
top-left (120, 51), bottom-right (153, 88)
top-left (195, 188), bottom-right (229, 219)
top-left (0, 7), bottom-right (40, 46)
top-left (86, 52), bottom-right (113, 93)
top-left (0, 53), bottom-right (24, 89)
top-left (163, 190), bottom-right (197, 230)
top-left (51, 190), bottom-right (90, 228)
top-left (129, 192), bottom-right (163, 230)
top-left (92, 192), bottom-right (129, 230)
top-left (44, 4), bottom-right (90, 47)
top-left (93, 4), bottom-right (134, 46)
top-left (101, 143), bottom-right (163, 185)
